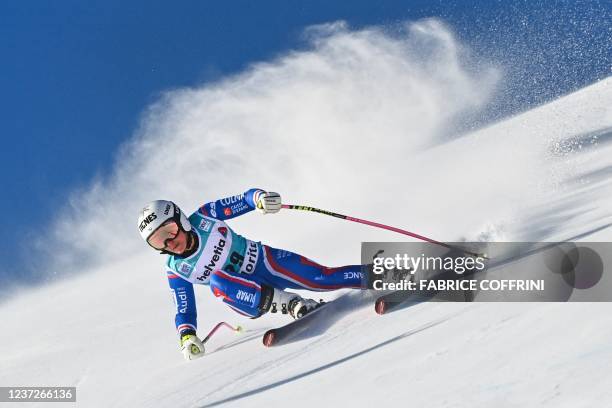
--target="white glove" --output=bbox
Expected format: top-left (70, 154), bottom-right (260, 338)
top-left (180, 334), bottom-right (205, 361)
top-left (255, 191), bottom-right (282, 214)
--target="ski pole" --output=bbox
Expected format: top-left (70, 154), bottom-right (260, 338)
top-left (201, 322), bottom-right (243, 344)
top-left (281, 204), bottom-right (487, 259)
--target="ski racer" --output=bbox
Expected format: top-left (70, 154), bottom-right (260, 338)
top-left (137, 189), bottom-right (365, 360)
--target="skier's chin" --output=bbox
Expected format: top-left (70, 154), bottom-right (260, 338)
top-left (166, 240), bottom-right (186, 255)
top-left (168, 245), bottom-right (185, 255)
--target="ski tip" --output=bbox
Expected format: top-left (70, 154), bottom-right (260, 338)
top-left (263, 330), bottom-right (276, 347)
top-left (375, 298), bottom-right (386, 315)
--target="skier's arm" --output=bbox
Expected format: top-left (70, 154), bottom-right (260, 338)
top-left (167, 272), bottom-right (198, 335)
top-left (168, 272), bottom-right (205, 360)
top-left (198, 188), bottom-right (281, 220)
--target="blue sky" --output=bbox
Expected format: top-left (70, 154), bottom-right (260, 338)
top-left (1, 0), bottom-right (610, 284)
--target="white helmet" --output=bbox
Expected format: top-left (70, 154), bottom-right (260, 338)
top-left (138, 200), bottom-right (192, 244)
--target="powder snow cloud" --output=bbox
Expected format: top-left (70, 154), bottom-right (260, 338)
top-left (41, 19), bottom-right (612, 282)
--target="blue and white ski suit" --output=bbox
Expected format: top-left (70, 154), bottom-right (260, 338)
top-left (166, 189), bottom-right (364, 335)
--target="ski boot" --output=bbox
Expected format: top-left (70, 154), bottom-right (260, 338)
top-left (287, 296), bottom-right (321, 319)
top-left (269, 288), bottom-right (321, 319)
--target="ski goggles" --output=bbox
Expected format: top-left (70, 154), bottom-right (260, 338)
top-left (147, 220), bottom-right (180, 250)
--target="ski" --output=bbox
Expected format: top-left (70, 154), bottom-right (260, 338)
top-left (374, 291), bottom-right (413, 315)
top-left (262, 302), bottom-right (328, 347)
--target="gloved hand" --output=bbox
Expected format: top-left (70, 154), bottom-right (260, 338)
top-left (180, 333), bottom-right (205, 361)
top-left (255, 191), bottom-right (282, 214)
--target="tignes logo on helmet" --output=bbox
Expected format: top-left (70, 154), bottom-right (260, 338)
top-left (138, 211), bottom-right (157, 232)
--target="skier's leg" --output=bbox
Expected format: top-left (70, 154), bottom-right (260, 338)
top-left (260, 245), bottom-right (365, 291)
top-left (209, 268), bottom-right (322, 319)
top-left (209, 269), bottom-right (274, 318)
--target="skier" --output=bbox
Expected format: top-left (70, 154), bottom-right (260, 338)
top-left (137, 189), bottom-right (364, 360)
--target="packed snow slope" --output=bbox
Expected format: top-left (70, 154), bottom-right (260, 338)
top-left (2, 21), bottom-right (612, 407)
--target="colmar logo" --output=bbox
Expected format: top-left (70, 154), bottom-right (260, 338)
top-left (139, 212), bottom-right (157, 232)
top-left (236, 290), bottom-right (256, 305)
top-left (224, 207), bottom-right (232, 216)
top-left (220, 194), bottom-right (243, 206)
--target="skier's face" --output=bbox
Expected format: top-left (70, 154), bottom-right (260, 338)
top-left (147, 220), bottom-right (188, 254)
top-left (164, 228), bottom-right (188, 254)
